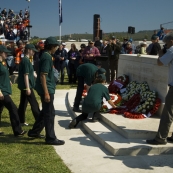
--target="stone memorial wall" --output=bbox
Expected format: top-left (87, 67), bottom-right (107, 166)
top-left (118, 54), bottom-right (168, 115)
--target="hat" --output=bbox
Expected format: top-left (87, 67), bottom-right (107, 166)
top-left (151, 35), bottom-right (158, 40)
top-left (80, 43), bottom-right (86, 48)
top-left (97, 68), bottom-right (106, 75)
top-left (62, 42), bottom-right (66, 46)
top-left (88, 40), bottom-right (94, 44)
top-left (45, 37), bottom-right (59, 45)
top-left (97, 74), bottom-right (106, 81)
top-left (0, 45), bottom-right (11, 53)
top-left (112, 36), bottom-right (116, 40)
top-left (25, 44), bottom-right (38, 52)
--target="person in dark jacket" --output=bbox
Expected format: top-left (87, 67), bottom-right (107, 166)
top-left (107, 36), bottom-right (121, 81)
top-left (149, 36), bottom-right (161, 55)
top-left (54, 44), bottom-right (68, 84)
top-left (68, 43), bottom-right (80, 84)
top-left (6, 28), bottom-right (16, 40)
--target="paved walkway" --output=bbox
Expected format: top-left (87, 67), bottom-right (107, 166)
top-left (53, 90), bottom-right (173, 173)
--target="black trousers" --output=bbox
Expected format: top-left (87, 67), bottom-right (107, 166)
top-left (0, 95), bottom-right (23, 135)
top-left (29, 94), bottom-right (57, 142)
top-left (73, 76), bottom-right (85, 108)
top-left (68, 63), bottom-right (77, 83)
top-left (18, 89), bottom-right (40, 123)
top-left (75, 111), bottom-right (100, 127)
top-left (0, 104), bottom-right (4, 125)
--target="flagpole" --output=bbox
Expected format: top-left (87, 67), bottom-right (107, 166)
top-left (60, 24), bottom-right (61, 42)
top-left (59, 0), bottom-right (62, 42)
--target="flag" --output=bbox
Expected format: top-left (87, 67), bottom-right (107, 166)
top-left (59, 0), bottom-right (63, 25)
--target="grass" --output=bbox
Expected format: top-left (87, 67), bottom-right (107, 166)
top-left (0, 83), bottom-right (72, 173)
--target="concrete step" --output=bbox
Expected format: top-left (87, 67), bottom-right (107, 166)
top-left (68, 89), bottom-right (173, 156)
top-left (100, 112), bottom-right (173, 139)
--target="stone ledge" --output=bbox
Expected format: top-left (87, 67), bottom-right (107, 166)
top-left (67, 89), bottom-right (173, 156)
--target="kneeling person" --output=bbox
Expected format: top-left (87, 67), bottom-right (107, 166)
top-left (69, 74), bottom-right (116, 128)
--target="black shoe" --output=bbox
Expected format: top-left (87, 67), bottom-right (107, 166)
top-left (69, 119), bottom-right (77, 128)
top-left (46, 139), bottom-right (65, 145)
top-left (28, 131), bottom-right (45, 138)
top-left (73, 107), bottom-right (81, 112)
top-left (146, 139), bottom-right (167, 145)
top-left (167, 137), bottom-right (173, 143)
top-left (92, 112), bottom-right (101, 122)
top-left (0, 131), bottom-right (4, 135)
top-left (14, 130), bottom-right (27, 137)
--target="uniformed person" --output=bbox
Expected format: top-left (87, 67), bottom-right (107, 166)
top-left (69, 74), bottom-right (116, 128)
top-left (73, 63), bottom-right (98, 112)
top-left (0, 45), bottom-right (26, 136)
top-left (18, 44), bottom-right (40, 126)
top-left (27, 37), bottom-right (65, 145)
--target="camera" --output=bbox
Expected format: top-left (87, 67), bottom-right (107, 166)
top-left (163, 44), bottom-right (167, 54)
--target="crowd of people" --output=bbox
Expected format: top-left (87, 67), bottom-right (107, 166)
top-left (0, 10), bottom-right (173, 147)
top-left (0, 8), bottom-right (30, 42)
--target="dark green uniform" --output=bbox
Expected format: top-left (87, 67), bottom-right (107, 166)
top-left (0, 62), bottom-right (11, 96)
top-left (18, 56), bottom-right (35, 90)
top-left (76, 63), bottom-right (98, 86)
top-left (35, 52), bottom-right (55, 95)
top-left (18, 56), bottom-right (40, 124)
top-left (82, 83), bottom-right (110, 113)
top-left (0, 62), bottom-right (23, 136)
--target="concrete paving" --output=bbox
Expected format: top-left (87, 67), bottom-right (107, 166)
top-left (53, 89), bottom-right (173, 173)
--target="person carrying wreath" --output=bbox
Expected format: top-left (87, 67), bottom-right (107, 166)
top-left (69, 74), bottom-right (116, 128)
top-left (0, 45), bottom-right (26, 136)
top-left (17, 44), bottom-right (40, 126)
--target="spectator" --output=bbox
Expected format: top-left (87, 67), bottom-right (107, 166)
top-left (140, 42), bottom-right (147, 55)
top-left (1, 8), bottom-right (7, 18)
top-left (15, 40), bottom-right (25, 71)
top-left (100, 40), bottom-right (108, 56)
top-left (107, 36), bottom-right (121, 81)
top-left (6, 43), bottom-right (15, 75)
top-left (62, 42), bottom-right (69, 79)
top-left (125, 42), bottom-right (133, 54)
top-left (146, 32), bottom-right (173, 145)
top-left (6, 27), bottom-right (16, 40)
top-left (157, 27), bottom-right (165, 40)
top-left (152, 30), bottom-right (157, 37)
top-left (149, 35), bottom-right (161, 55)
top-left (54, 44), bottom-right (68, 85)
top-left (68, 43), bottom-right (80, 84)
top-left (33, 40), bottom-right (45, 72)
top-left (78, 44), bottom-right (86, 65)
top-left (94, 37), bottom-right (102, 52)
top-left (83, 40), bottom-right (100, 64)
top-left (128, 38), bottom-right (136, 54)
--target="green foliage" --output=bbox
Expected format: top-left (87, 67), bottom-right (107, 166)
top-left (0, 84), bottom-right (71, 173)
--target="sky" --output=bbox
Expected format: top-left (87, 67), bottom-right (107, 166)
top-left (1, 0), bottom-right (173, 38)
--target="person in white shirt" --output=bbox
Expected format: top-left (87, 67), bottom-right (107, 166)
top-left (147, 32), bottom-right (173, 145)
